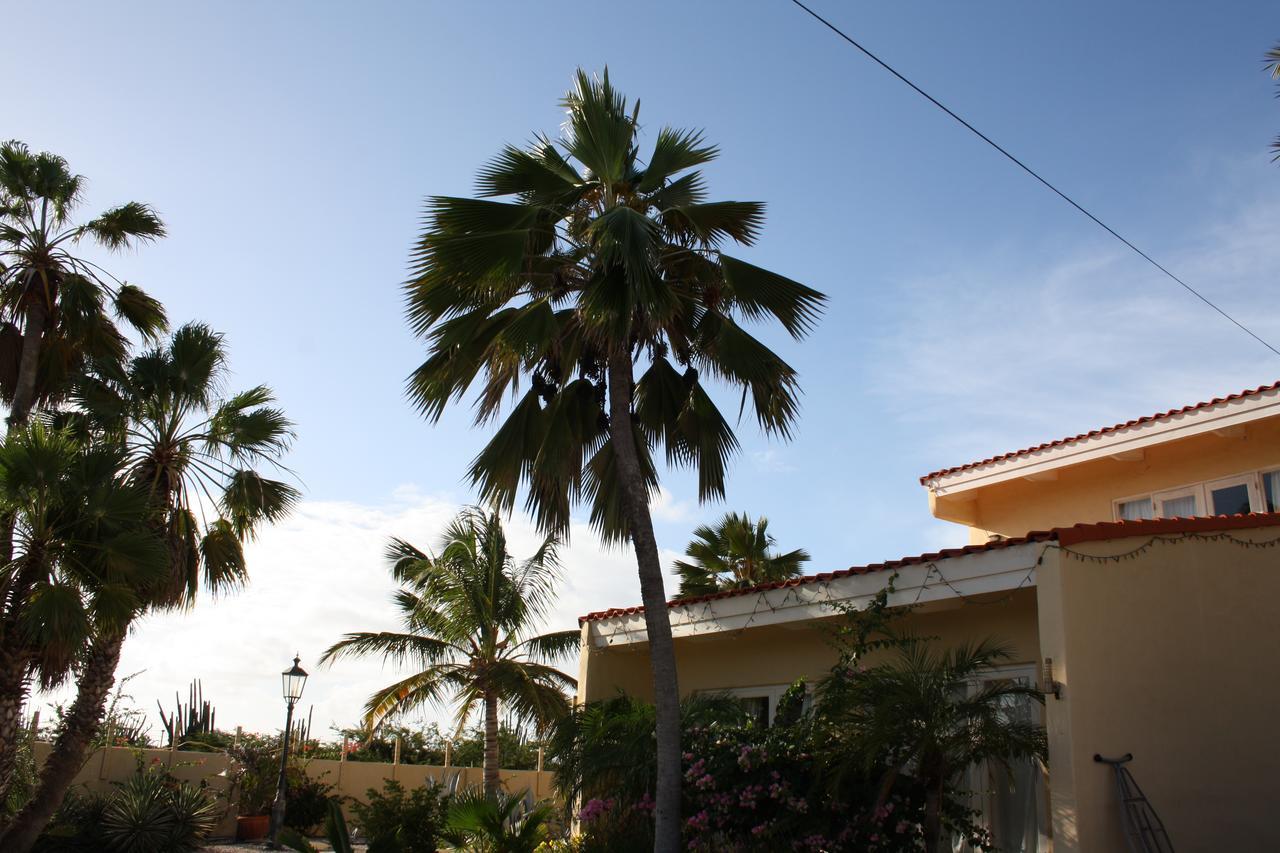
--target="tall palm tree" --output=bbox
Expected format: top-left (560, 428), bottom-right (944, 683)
top-left (816, 637), bottom-right (1047, 851)
top-left (321, 508), bottom-right (578, 799)
top-left (673, 512), bottom-right (809, 598)
top-left (403, 69), bottom-right (824, 849)
top-left (0, 141), bottom-right (166, 805)
top-left (0, 140), bottom-right (167, 428)
top-left (0, 323), bottom-right (297, 853)
top-left (0, 423), bottom-right (169, 817)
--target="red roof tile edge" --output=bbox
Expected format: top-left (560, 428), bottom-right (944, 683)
top-left (919, 380), bottom-right (1280, 484)
top-left (578, 513), bottom-right (1280, 624)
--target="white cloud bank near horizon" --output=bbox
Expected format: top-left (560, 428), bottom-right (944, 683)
top-left (39, 487), bottom-right (675, 738)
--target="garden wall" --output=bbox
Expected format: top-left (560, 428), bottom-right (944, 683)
top-left (31, 742), bottom-right (557, 840)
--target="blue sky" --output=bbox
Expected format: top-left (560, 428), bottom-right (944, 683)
top-left (16, 0), bottom-right (1280, 732)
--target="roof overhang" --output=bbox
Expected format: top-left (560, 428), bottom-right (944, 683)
top-left (584, 539), bottom-right (1045, 649)
top-left (923, 384), bottom-right (1280, 497)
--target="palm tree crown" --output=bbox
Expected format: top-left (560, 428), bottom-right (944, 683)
top-left (673, 511), bottom-right (809, 598)
top-left (0, 140), bottom-right (167, 425)
top-left (75, 321), bottom-right (299, 608)
top-left (404, 69), bottom-right (826, 541)
top-left (320, 507), bottom-right (578, 797)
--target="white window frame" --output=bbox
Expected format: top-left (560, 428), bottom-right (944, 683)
top-left (1112, 464), bottom-right (1280, 521)
top-left (1254, 468), bottom-right (1274, 507)
top-left (1153, 484), bottom-right (1203, 518)
top-left (712, 683), bottom-right (800, 726)
top-left (1203, 474), bottom-right (1261, 517)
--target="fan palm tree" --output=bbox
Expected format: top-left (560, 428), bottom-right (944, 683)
top-left (403, 69), bottom-right (824, 849)
top-left (0, 140), bottom-right (167, 428)
top-left (816, 637), bottom-right (1047, 851)
top-left (672, 512), bottom-right (809, 598)
top-left (0, 423), bottom-right (168, 818)
top-left (0, 141), bottom-right (166, 807)
top-left (320, 508), bottom-right (578, 799)
top-left (0, 323), bottom-right (298, 853)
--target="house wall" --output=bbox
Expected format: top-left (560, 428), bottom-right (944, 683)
top-left (580, 588), bottom-right (1041, 703)
top-left (1036, 529), bottom-right (1280, 852)
top-left (939, 417), bottom-right (1280, 543)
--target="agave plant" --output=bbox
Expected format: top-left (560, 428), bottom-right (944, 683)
top-left (99, 772), bottom-right (217, 853)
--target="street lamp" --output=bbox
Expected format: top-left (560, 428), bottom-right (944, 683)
top-left (268, 654), bottom-right (307, 847)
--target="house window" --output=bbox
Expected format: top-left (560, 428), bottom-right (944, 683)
top-left (1116, 498), bottom-right (1153, 521)
top-left (1114, 466), bottom-right (1279, 521)
top-left (706, 684), bottom-right (801, 728)
top-left (1264, 470), bottom-right (1280, 513)
top-left (1205, 475), bottom-right (1257, 516)
top-left (1154, 486), bottom-right (1200, 518)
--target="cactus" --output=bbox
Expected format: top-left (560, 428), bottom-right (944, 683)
top-left (157, 679), bottom-right (217, 747)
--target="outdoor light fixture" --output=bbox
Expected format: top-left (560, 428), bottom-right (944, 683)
top-left (1041, 657), bottom-right (1063, 700)
top-left (268, 654), bottom-right (308, 847)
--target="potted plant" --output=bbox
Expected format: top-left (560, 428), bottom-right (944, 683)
top-left (226, 738), bottom-right (278, 840)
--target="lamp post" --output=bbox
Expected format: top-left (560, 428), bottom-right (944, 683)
top-left (268, 654), bottom-right (307, 847)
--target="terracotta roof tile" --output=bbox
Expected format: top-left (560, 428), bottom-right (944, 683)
top-left (579, 513), bottom-right (1280, 624)
top-left (919, 380), bottom-right (1280, 484)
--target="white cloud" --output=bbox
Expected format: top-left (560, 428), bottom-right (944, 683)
top-left (749, 448), bottom-right (796, 474)
top-left (37, 490), bottom-right (663, 738)
top-left (870, 196), bottom-right (1280, 473)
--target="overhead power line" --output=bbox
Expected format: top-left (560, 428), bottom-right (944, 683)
top-left (787, 0), bottom-right (1280, 359)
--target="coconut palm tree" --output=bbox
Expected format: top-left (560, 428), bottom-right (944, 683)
top-left (0, 323), bottom-right (297, 853)
top-left (403, 69), bottom-right (824, 849)
top-left (321, 508), bottom-right (577, 799)
top-left (816, 637), bottom-right (1048, 851)
top-left (672, 512), bottom-right (809, 598)
top-left (0, 141), bottom-right (166, 806)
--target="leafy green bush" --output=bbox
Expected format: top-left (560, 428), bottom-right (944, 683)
top-left (284, 769), bottom-right (335, 834)
top-left (31, 788), bottom-right (109, 853)
top-left (350, 778), bottom-right (447, 853)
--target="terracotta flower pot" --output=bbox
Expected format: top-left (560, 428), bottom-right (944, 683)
top-left (236, 814), bottom-right (271, 841)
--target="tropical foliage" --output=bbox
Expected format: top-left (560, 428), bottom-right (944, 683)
top-left (0, 323), bottom-right (296, 852)
top-left (403, 68), bottom-right (824, 847)
top-left (549, 584), bottom-right (1047, 852)
top-left (321, 507), bottom-right (576, 797)
top-left (349, 778), bottom-right (449, 853)
top-left (673, 512), bottom-right (809, 598)
top-left (442, 789), bottom-right (555, 853)
top-left (1267, 42), bottom-right (1280, 159)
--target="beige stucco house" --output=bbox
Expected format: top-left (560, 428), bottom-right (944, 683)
top-left (575, 380), bottom-right (1280, 852)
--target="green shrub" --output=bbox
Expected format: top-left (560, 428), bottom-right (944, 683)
top-left (100, 772), bottom-right (218, 853)
top-left (31, 788), bottom-right (109, 853)
top-left (284, 769), bottom-right (335, 834)
top-left (350, 778), bottom-right (447, 853)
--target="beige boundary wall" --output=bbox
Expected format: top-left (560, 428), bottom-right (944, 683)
top-left (32, 742), bottom-right (557, 839)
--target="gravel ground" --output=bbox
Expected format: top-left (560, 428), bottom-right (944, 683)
top-left (198, 841), bottom-right (369, 852)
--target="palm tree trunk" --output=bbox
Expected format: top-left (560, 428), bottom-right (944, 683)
top-left (0, 298), bottom-right (47, 811)
top-left (483, 691), bottom-right (499, 799)
top-left (607, 353), bottom-right (682, 853)
top-left (0, 631), bottom-right (123, 853)
top-left (923, 783), bottom-right (943, 852)
top-left (0, 647), bottom-right (29, 820)
top-left (8, 302), bottom-right (47, 430)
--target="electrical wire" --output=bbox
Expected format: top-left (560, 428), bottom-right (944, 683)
top-left (787, 0), bottom-right (1280, 358)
